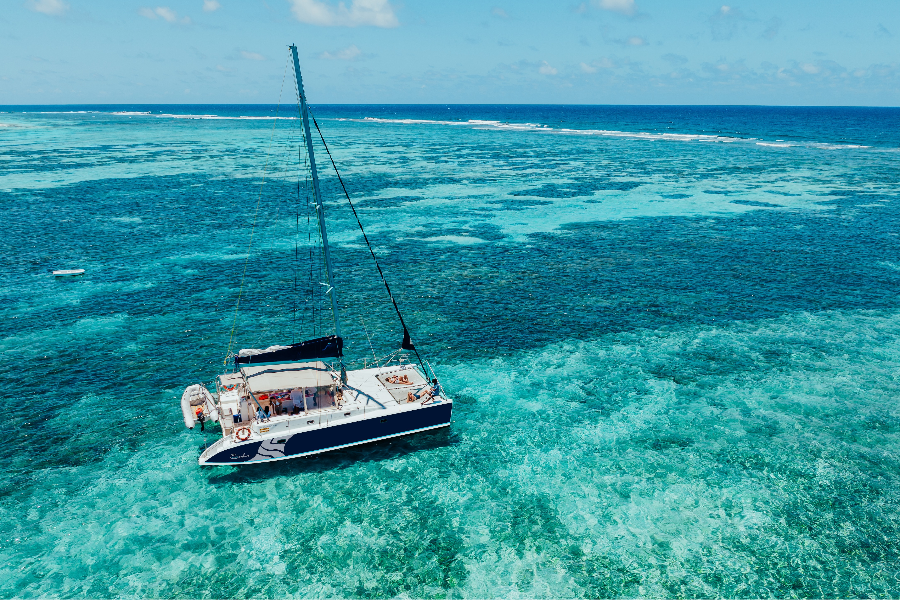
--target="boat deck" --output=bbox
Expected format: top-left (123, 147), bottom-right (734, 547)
top-left (200, 363), bottom-right (444, 464)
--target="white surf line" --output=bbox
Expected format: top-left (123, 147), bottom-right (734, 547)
top-left (341, 116), bottom-right (872, 150)
top-left (108, 111), bottom-right (299, 121)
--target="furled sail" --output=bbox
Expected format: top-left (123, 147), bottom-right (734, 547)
top-left (235, 335), bottom-right (343, 366)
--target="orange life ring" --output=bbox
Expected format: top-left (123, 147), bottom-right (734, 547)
top-left (235, 427), bottom-right (252, 441)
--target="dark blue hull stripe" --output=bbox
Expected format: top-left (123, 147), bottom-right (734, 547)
top-left (202, 402), bottom-right (452, 465)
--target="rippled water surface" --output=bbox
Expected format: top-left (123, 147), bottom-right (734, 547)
top-left (2, 104), bottom-right (900, 597)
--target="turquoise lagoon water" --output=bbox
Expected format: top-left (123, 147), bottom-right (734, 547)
top-left (2, 105), bottom-right (900, 597)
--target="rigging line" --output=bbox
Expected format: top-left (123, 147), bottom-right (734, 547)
top-left (291, 74), bottom-right (318, 339)
top-left (291, 106), bottom-right (304, 343)
top-left (293, 177), bottom-right (299, 343)
top-left (282, 95), bottom-right (299, 343)
top-left (307, 151), bottom-right (316, 337)
top-left (360, 317), bottom-right (377, 362)
top-left (309, 112), bottom-right (430, 378)
top-left (224, 54), bottom-right (291, 365)
top-left (288, 113), bottom-right (300, 343)
top-left (300, 146), bottom-right (318, 337)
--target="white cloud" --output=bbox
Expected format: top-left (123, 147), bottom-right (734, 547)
top-left (539, 61), bottom-right (557, 75)
top-left (491, 7), bottom-right (509, 19)
top-left (203, 0), bottom-right (221, 12)
top-left (26, 0), bottom-right (69, 16)
top-left (318, 44), bottom-right (362, 60)
top-left (288, 0), bottom-right (398, 28)
top-left (155, 6), bottom-right (178, 21)
top-left (700, 58), bottom-right (750, 77)
top-left (609, 34), bottom-right (646, 46)
top-left (710, 5), bottom-right (747, 40)
top-left (595, 0), bottom-right (635, 16)
top-left (581, 57), bottom-right (616, 73)
top-left (241, 51), bottom-right (265, 60)
top-left (139, 6), bottom-right (191, 24)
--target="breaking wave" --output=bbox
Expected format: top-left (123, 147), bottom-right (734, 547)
top-left (341, 116), bottom-right (872, 150)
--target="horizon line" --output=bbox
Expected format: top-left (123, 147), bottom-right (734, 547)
top-left (2, 103), bottom-right (899, 109)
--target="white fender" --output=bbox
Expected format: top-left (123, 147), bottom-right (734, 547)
top-left (181, 385), bottom-right (199, 429)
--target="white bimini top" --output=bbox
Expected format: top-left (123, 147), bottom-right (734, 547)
top-left (239, 361), bottom-right (335, 394)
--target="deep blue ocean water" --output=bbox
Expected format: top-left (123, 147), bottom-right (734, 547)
top-left (2, 104), bottom-right (900, 597)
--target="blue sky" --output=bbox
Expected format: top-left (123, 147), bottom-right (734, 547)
top-left (2, 0), bottom-right (898, 105)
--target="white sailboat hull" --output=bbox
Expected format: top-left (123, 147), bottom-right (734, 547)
top-left (199, 397), bottom-right (451, 465)
top-left (194, 363), bottom-right (452, 466)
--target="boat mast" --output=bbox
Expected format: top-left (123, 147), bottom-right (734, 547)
top-left (290, 45), bottom-right (344, 356)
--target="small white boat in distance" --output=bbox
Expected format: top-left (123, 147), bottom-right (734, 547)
top-left (53, 269), bottom-right (85, 277)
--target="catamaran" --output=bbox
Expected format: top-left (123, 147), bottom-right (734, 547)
top-left (180, 45), bottom-right (452, 466)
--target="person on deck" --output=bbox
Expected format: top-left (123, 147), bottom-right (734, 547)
top-left (407, 379), bottom-right (442, 403)
top-left (290, 388), bottom-right (304, 413)
top-left (256, 406), bottom-right (268, 422)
